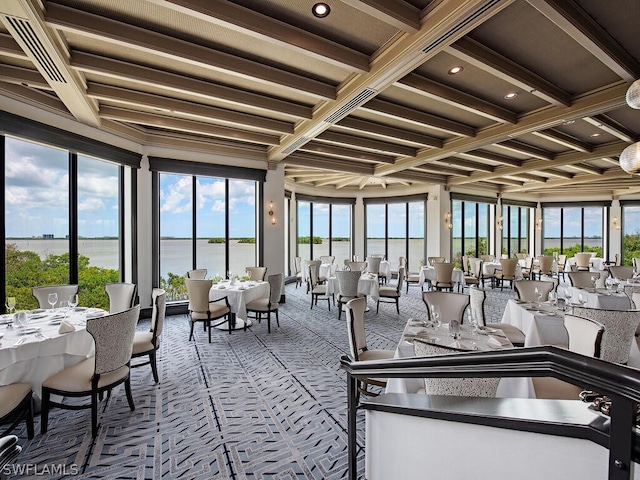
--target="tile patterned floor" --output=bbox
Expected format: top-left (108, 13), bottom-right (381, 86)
top-left (9, 281), bottom-right (514, 479)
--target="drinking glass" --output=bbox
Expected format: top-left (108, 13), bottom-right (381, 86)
top-left (605, 276), bottom-right (614, 291)
top-left (590, 275), bottom-right (598, 289)
top-left (59, 300), bottom-right (69, 318)
top-left (565, 287), bottom-right (573, 305)
top-left (534, 287), bottom-right (542, 304)
top-left (14, 312), bottom-right (27, 329)
top-left (449, 319), bottom-right (461, 339)
top-left (467, 310), bottom-right (478, 335)
top-left (578, 292), bottom-right (588, 306)
top-left (5, 297), bottom-right (16, 315)
top-left (68, 294), bottom-right (78, 313)
top-left (48, 292), bottom-right (58, 310)
top-left (548, 291), bottom-right (557, 307)
top-left (430, 305), bottom-right (441, 329)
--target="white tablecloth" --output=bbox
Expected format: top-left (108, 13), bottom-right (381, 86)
top-left (565, 288), bottom-right (631, 311)
top-left (566, 257), bottom-right (605, 271)
top-left (0, 309), bottom-right (98, 397)
top-left (209, 280), bottom-right (270, 322)
top-left (379, 261), bottom-right (391, 278)
top-left (385, 319), bottom-right (535, 398)
top-left (501, 299), bottom-right (568, 347)
top-left (418, 266), bottom-right (464, 287)
top-left (300, 262), bottom-right (335, 282)
top-left (485, 262), bottom-right (523, 278)
top-left (326, 274), bottom-right (380, 302)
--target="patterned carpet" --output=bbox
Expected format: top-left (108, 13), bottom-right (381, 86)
top-left (9, 280), bottom-right (515, 479)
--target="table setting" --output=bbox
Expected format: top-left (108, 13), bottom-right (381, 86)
top-left (209, 279), bottom-right (270, 328)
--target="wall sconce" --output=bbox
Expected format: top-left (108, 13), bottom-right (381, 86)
top-left (444, 212), bottom-right (452, 230)
top-left (612, 216), bottom-right (621, 230)
top-left (536, 218), bottom-right (543, 231)
top-left (268, 200), bottom-right (276, 225)
top-left (497, 216), bottom-right (503, 230)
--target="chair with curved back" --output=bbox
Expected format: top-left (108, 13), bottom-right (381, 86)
top-left (185, 279), bottom-right (233, 341)
top-left (346, 261), bottom-right (367, 272)
top-left (336, 270), bottom-right (362, 321)
top-left (469, 286), bottom-right (525, 347)
top-left (556, 254), bottom-right (568, 280)
top-left (366, 256), bottom-right (382, 277)
top-left (533, 255), bottom-right (554, 280)
top-left (422, 291), bottom-right (469, 324)
top-left (320, 255), bottom-right (335, 265)
top-left (41, 305), bottom-right (140, 437)
top-left (520, 256), bottom-right (534, 280)
top-left (413, 340), bottom-right (500, 397)
top-left (427, 256), bottom-right (446, 266)
top-left (493, 258), bottom-right (517, 290)
top-left (514, 280), bottom-right (555, 303)
top-left (575, 252), bottom-right (592, 271)
top-left (308, 261), bottom-right (331, 310)
top-left (463, 258), bottom-right (482, 290)
top-left (32, 285), bottom-right (79, 309)
top-left (633, 257), bottom-right (640, 275)
top-left (105, 282), bottom-right (138, 313)
top-left (515, 253), bottom-right (527, 260)
top-left (246, 266), bottom-right (267, 281)
top-left (246, 273), bottom-right (282, 333)
top-left (131, 288), bottom-right (166, 383)
top-left (624, 284), bottom-right (640, 310)
top-left (186, 269), bottom-right (207, 279)
top-left (293, 256), bottom-right (303, 288)
top-left (568, 271), bottom-right (600, 288)
top-left (433, 262), bottom-right (455, 291)
top-left (533, 315), bottom-right (604, 399)
top-left (377, 266), bottom-right (404, 314)
top-left (609, 266), bottom-right (634, 281)
top-left (345, 297), bottom-right (395, 402)
top-left (572, 306), bottom-right (640, 365)
top-left (0, 384), bottom-right (34, 440)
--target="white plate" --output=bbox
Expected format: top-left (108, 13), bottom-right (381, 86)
top-left (48, 319), bottom-right (63, 325)
top-left (218, 286), bottom-right (226, 289)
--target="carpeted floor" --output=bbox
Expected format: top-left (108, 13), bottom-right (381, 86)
top-left (9, 280), bottom-right (516, 479)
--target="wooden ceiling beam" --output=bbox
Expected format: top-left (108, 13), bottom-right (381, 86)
top-left (567, 163), bottom-right (605, 175)
top-left (538, 168), bottom-right (574, 179)
top-left (334, 117), bottom-right (443, 148)
top-left (496, 139), bottom-right (554, 160)
top-left (283, 153), bottom-right (375, 176)
top-left (339, 0), bottom-right (421, 32)
top-left (503, 168), bottom-right (633, 193)
top-left (396, 73), bottom-right (517, 123)
top-left (527, 0), bottom-right (640, 81)
top-left (412, 164), bottom-right (472, 177)
top-left (300, 142), bottom-right (397, 164)
top-left (46, 3), bottom-right (336, 99)
top-left (316, 130), bottom-right (417, 157)
top-left (532, 128), bottom-right (592, 152)
top-left (458, 150), bottom-right (522, 167)
top-left (583, 115), bottom-right (637, 143)
top-left (436, 157), bottom-right (494, 172)
top-left (0, 65), bottom-right (51, 90)
top-left (0, 32), bottom-right (28, 59)
top-left (446, 36), bottom-right (571, 106)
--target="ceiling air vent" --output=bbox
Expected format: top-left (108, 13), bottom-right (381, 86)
top-left (5, 16), bottom-right (66, 83)
top-left (421, 0), bottom-right (502, 55)
top-left (322, 88), bottom-right (377, 125)
top-left (281, 136), bottom-right (311, 155)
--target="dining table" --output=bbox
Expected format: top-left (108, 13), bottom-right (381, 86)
top-left (0, 307), bottom-right (104, 398)
top-left (385, 318), bottom-right (535, 398)
top-left (564, 287), bottom-right (631, 311)
top-left (326, 272), bottom-right (380, 302)
top-left (418, 266), bottom-right (464, 290)
top-left (209, 279), bottom-right (270, 329)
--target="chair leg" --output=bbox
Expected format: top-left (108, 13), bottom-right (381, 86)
top-left (124, 378), bottom-right (135, 411)
top-left (275, 309), bottom-right (279, 328)
top-left (189, 320), bottom-right (195, 341)
top-left (267, 311), bottom-right (271, 333)
top-left (40, 389), bottom-right (50, 434)
top-left (338, 300), bottom-right (342, 320)
top-left (208, 319), bottom-right (212, 343)
top-left (376, 300), bottom-right (380, 313)
top-left (91, 391), bottom-right (98, 438)
top-left (25, 393), bottom-right (34, 439)
top-left (395, 298), bottom-right (399, 315)
top-left (150, 351), bottom-right (159, 384)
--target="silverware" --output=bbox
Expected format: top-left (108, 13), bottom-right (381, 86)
top-left (13, 337), bottom-right (26, 346)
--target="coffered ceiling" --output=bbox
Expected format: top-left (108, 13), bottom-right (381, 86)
top-left (1, 0), bottom-right (639, 198)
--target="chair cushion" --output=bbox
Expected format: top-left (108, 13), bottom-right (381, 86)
top-left (487, 323), bottom-right (526, 346)
top-left (359, 349), bottom-right (395, 361)
top-left (379, 287), bottom-right (399, 297)
top-left (312, 285), bottom-right (327, 294)
top-left (0, 383), bottom-right (31, 417)
top-left (43, 358), bottom-right (130, 393)
top-left (132, 331), bottom-right (155, 355)
top-left (191, 303), bottom-right (230, 320)
top-left (407, 274), bottom-right (420, 282)
top-left (246, 297), bottom-right (278, 312)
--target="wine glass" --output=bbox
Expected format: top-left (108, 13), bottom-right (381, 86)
top-left (590, 275), bottom-right (598, 289)
top-left (5, 297), bottom-right (16, 315)
top-left (605, 276), bottom-right (614, 291)
top-left (467, 310), bottom-right (478, 335)
top-left (430, 304), bottom-right (441, 329)
top-left (68, 294), bottom-right (78, 314)
top-left (534, 287), bottom-right (543, 305)
top-left (548, 291), bottom-right (558, 308)
top-left (578, 292), bottom-right (588, 306)
top-left (48, 292), bottom-right (58, 311)
top-left (565, 287), bottom-right (573, 305)
top-left (59, 300), bottom-right (69, 318)
top-left (14, 311), bottom-right (27, 329)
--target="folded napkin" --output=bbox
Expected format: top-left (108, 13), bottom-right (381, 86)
top-left (58, 321), bottom-right (76, 334)
top-left (487, 334), bottom-right (510, 348)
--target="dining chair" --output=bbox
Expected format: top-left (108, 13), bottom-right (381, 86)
top-left (390, 256), bottom-right (406, 281)
top-left (468, 286), bottom-right (525, 346)
top-left (105, 282), bottom-right (138, 313)
top-left (515, 253), bottom-right (527, 260)
top-left (245, 266), bottom-right (267, 281)
top-left (567, 271), bottom-right (600, 288)
top-left (376, 266), bottom-right (404, 314)
top-left (514, 280), bottom-right (555, 303)
top-left (463, 258), bottom-right (482, 290)
top-left (413, 340), bottom-right (500, 397)
top-left (319, 255), bottom-right (335, 265)
top-left (556, 254), bottom-right (568, 280)
top-left (346, 261), bottom-right (367, 272)
top-left (365, 256), bottom-right (382, 277)
top-left (480, 254), bottom-right (493, 263)
top-left (0, 384), bottom-right (34, 439)
top-left (404, 259), bottom-right (421, 293)
top-left (186, 269), bottom-right (207, 279)
top-left (571, 306), bottom-right (640, 365)
top-left (608, 266), bottom-right (634, 281)
top-left (422, 291), bottom-right (469, 324)
top-left (533, 255), bottom-right (554, 280)
top-left (345, 297), bottom-right (395, 403)
top-left (574, 252), bottom-right (592, 271)
top-left (493, 258), bottom-right (517, 290)
top-left (433, 262), bottom-right (455, 291)
top-left (185, 278), bottom-right (233, 340)
top-left (427, 256), bottom-right (445, 266)
top-left (520, 256), bottom-right (534, 280)
top-left (293, 256), bottom-right (303, 288)
top-left (246, 273), bottom-right (282, 333)
top-left (532, 315), bottom-right (604, 400)
top-left (623, 284), bottom-right (640, 310)
top-left (41, 305), bottom-right (140, 437)
top-left (131, 288), bottom-right (166, 383)
top-left (308, 261), bottom-right (331, 310)
top-left (32, 284), bottom-right (79, 309)
top-left (335, 270), bottom-right (361, 321)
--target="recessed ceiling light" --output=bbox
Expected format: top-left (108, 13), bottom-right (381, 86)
top-left (504, 92), bottom-right (518, 99)
top-left (591, 132), bottom-right (602, 137)
top-left (561, 119), bottom-right (575, 125)
top-left (448, 66), bottom-right (464, 75)
top-left (312, 3), bottom-right (330, 18)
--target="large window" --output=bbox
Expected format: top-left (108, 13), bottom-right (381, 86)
top-left (364, 197), bottom-right (426, 271)
top-left (622, 203), bottom-right (640, 266)
top-left (158, 173), bottom-right (259, 300)
top-left (542, 203), bottom-right (607, 258)
top-left (296, 198), bottom-right (352, 261)
top-left (501, 204), bottom-right (531, 257)
top-left (4, 136), bottom-right (129, 311)
top-left (452, 197), bottom-right (491, 264)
